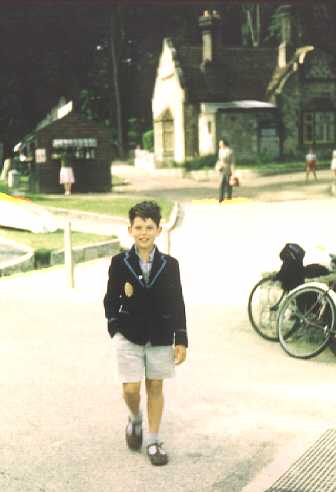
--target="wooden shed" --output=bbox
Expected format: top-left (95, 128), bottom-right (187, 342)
top-left (18, 102), bottom-right (113, 193)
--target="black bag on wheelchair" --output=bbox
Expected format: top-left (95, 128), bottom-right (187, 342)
top-left (304, 263), bottom-right (330, 278)
top-left (275, 243), bottom-right (306, 291)
top-left (275, 242), bottom-right (331, 292)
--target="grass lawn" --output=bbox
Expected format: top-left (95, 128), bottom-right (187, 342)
top-left (184, 156), bottom-right (331, 174)
top-left (25, 194), bottom-right (173, 220)
top-left (239, 159), bottom-right (331, 174)
top-left (0, 227), bottom-right (114, 252)
top-left (1, 178), bottom-right (173, 220)
top-left (1, 177), bottom-right (172, 258)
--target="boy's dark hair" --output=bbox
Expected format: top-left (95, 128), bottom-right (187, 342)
top-left (129, 201), bottom-right (161, 227)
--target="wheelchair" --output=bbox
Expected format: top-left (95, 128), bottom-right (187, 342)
top-left (277, 279), bottom-right (336, 359)
top-left (248, 243), bottom-right (336, 358)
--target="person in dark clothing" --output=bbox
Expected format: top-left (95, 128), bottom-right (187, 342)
top-left (216, 138), bottom-right (236, 202)
top-left (104, 201), bottom-right (188, 466)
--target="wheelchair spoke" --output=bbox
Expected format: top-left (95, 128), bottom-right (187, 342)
top-left (277, 284), bottom-right (336, 359)
top-left (248, 276), bottom-right (285, 341)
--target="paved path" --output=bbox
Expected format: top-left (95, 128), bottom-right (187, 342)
top-left (1, 167), bottom-right (333, 265)
top-left (111, 164), bottom-right (335, 203)
top-left (1, 171), bottom-right (336, 491)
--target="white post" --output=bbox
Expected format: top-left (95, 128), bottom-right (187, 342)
top-left (64, 220), bottom-right (75, 288)
top-left (165, 229), bottom-right (171, 255)
top-left (332, 181), bottom-right (336, 197)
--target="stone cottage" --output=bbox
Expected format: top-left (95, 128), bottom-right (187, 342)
top-left (152, 6), bottom-right (336, 165)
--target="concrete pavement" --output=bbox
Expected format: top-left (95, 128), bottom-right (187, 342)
top-left (111, 163), bottom-right (335, 203)
top-left (1, 170), bottom-right (336, 492)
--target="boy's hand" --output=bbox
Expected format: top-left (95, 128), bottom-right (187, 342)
top-left (175, 345), bottom-right (187, 365)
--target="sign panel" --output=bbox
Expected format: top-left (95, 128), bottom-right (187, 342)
top-left (35, 149), bottom-right (46, 163)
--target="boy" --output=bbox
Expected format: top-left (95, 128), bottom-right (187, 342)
top-left (103, 201), bottom-right (188, 466)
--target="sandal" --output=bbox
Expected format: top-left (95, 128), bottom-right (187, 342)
top-left (146, 442), bottom-right (168, 466)
top-left (125, 418), bottom-right (142, 451)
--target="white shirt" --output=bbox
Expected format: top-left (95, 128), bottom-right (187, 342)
top-left (135, 246), bottom-right (156, 284)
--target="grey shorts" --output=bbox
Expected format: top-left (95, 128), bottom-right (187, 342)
top-left (114, 333), bottom-right (175, 383)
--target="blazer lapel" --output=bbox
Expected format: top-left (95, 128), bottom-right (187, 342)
top-left (123, 246), bottom-right (145, 287)
top-left (148, 248), bottom-right (167, 288)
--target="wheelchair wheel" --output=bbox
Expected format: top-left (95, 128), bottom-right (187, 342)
top-left (277, 283), bottom-right (336, 359)
top-left (329, 335), bottom-right (336, 356)
top-left (248, 276), bottom-right (286, 341)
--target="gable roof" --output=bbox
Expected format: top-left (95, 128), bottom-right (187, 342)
top-left (171, 40), bottom-right (278, 102)
top-left (267, 46), bottom-right (314, 97)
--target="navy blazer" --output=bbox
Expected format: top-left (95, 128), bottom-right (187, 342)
top-left (103, 246), bottom-right (188, 347)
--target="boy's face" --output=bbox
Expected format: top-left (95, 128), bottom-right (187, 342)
top-left (128, 216), bottom-right (161, 251)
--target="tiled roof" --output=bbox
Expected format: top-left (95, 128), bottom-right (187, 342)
top-left (173, 42), bottom-right (278, 102)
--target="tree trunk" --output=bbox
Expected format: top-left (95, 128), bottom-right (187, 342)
top-left (109, 9), bottom-right (125, 159)
top-left (245, 5), bottom-right (261, 47)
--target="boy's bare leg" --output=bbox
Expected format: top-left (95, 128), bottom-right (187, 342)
top-left (123, 382), bottom-right (141, 416)
top-left (145, 379), bottom-right (168, 465)
top-left (123, 382), bottom-right (143, 450)
top-left (145, 379), bottom-right (164, 434)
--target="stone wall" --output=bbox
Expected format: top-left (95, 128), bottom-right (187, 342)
top-left (280, 73), bottom-right (301, 158)
top-left (217, 110), bottom-right (279, 162)
top-left (0, 249), bottom-right (35, 277)
top-left (0, 239), bottom-right (120, 277)
top-left (50, 239), bottom-right (120, 266)
top-left (280, 48), bottom-right (336, 159)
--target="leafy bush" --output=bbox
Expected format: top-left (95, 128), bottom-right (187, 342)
top-left (35, 248), bottom-right (51, 268)
top-left (142, 129), bottom-right (154, 151)
top-left (183, 154), bottom-right (217, 171)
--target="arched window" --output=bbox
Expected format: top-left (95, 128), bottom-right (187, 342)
top-left (154, 109), bottom-right (174, 161)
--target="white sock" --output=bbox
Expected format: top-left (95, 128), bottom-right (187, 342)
top-left (127, 411), bottom-right (142, 436)
top-left (129, 411), bottom-right (142, 424)
top-left (146, 432), bottom-right (159, 445)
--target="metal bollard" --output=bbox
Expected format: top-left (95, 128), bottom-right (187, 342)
top-left (64, 220), bottom-right (75, 288)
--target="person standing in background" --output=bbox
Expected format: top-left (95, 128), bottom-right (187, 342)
top-left (216, 138), bottom-right (236, 202)
top-left (59, 150), bottom-right (75, 196)
top-left (305, 147), bottom-right (317, 182)
top-left (330, 149), bottom-right (336, 179)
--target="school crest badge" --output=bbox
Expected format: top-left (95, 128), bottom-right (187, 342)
top-left (124, 282), bottom-right (134, 297)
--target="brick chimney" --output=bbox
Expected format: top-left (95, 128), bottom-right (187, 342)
top-left (278, 5), bottom-right (295, 68)
top-left (198, 10), bottom-right (221, 63)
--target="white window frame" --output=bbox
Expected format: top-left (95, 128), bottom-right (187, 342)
top-left (303, 111), bottom-right (335, 144)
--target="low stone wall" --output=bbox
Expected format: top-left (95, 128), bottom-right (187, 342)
top-left (50, 239), bottom-right (120, 266)
top-left (0, 238), bottom-right (120, 277)
top-left (0, 236), bottom-right (35, 277)
top-left (0, 249), bottom-right (35, 277)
